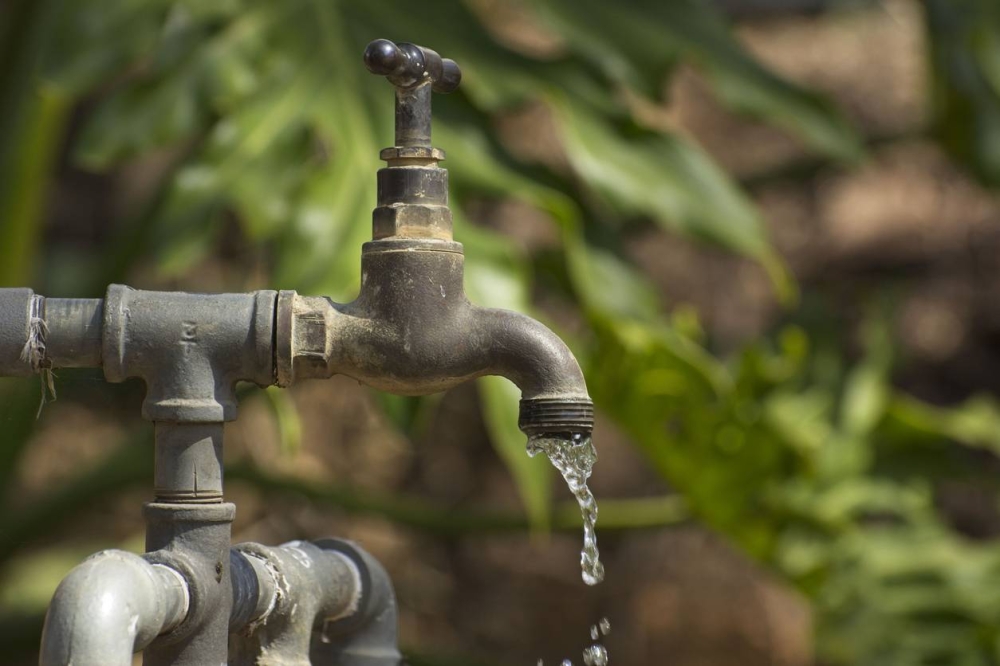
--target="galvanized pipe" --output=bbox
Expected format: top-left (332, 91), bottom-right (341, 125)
top-left (39, 550), bottom-right (189, 666)
top-left (42, 298), bottom-right (103, 367)
top-left (153, 422), bottom-right (225, 503)
top-left (0, 290), bottom-right (103, 375)
top-left (311, 539), bottom-right (402, 666)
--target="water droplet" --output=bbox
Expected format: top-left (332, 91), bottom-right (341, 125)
top-left (528, 433), bottom-right (604, 585)
top-left (599, 617), bottom-right (611, 636)
top-left (590, 624), bottom-right (599, 640)
top-left (583, 644), bottom-right (608, 666)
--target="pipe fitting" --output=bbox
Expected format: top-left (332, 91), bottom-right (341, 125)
top-left (143, 501), bottom-right (236, 666)
top-left (229, 539), bottom-right (383, 666)
top-left (311, 538), bottom-right (402, 666)
top-left (230, 548), bottom-right (278, 632)
top-left (518, 397), bottom-right (596, 436)
top-left (39, 550), bottom-right (189, 666)
top-left (103, 285), bottom-right (277, 422)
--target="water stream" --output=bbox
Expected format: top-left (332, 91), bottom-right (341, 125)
top-left (527, 433), bottom-right (605, 585)
top-left (528, 433), bottom-right (609, 665)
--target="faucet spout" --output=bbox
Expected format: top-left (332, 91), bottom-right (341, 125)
top-left (276, 242), bottom-right (593, 436)
top-left (39, 550), bottom-right (189, 666)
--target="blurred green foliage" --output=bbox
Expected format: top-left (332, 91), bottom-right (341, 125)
top-left (3, 0), bottom-right (1000, 663)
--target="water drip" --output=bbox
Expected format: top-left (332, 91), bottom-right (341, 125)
top-left (536, 617), bottom-right (612, 666)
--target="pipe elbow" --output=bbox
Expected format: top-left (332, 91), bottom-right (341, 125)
top-left (472, 307), bottom-right (594, 436)
top-left (40, 550), bottom-right (188, 666)
top-left (472, 307), bottom-right (586, 400)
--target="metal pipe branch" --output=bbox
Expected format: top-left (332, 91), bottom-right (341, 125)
top-left (229, 538), bottom-right (400, 666)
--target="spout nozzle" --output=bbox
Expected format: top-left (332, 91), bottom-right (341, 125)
top-left (518, 397), bottom-right (594, 437)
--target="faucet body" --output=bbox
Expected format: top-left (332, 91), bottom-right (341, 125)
top-left (277, 243), bottom-right (591, 403)
top-left (0, 39), bottom-right (594, 665)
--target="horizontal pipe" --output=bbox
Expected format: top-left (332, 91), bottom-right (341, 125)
top-left (43, 297), bottom-right (103, 367)
top-left (0, 291), bottom-right (104, 374)
top-left (230, 540), bottom-right (366, 662)
top-left (0, 288), bottom-right (36, 376)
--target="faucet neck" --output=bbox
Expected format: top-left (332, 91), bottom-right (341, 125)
top-left (372, 142), bottom-right (453, 241)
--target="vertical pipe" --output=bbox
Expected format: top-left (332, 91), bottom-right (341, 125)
top-left (154, 422), bottom-right (224, 502)
top-left (145, 422), bottom-right (231, 665)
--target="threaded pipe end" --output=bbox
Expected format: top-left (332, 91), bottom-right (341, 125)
top-left (518, 397), bottom-right (594, 436)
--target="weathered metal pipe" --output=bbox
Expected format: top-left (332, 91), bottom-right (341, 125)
top-left (143, 502), bottom-right (236, 666)
top-left (154, 422), bottom-right (225, 502)
top-left (39, 550), bottom-right (189, 666)
top-left (0, 290), bottom-right (103, 375)
top-left (311, 538), bottom-right (402, 666)
top-left (229, 539), bottom-right (401, 665)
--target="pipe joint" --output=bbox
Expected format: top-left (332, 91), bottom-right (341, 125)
top-left (103, 284), bottom-right (277, 422)
top-left (229, 539), bottom-right (400, 665)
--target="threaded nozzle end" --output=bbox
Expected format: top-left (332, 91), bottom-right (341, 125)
top-left (518, 397), bottom-right (594, 436)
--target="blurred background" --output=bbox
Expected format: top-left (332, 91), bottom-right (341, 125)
top-left (2, 0), bottom-right (1000, 664)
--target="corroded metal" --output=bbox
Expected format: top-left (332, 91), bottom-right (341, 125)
top-left (229, 539), bottom-right (400, 665)
top-left (143, 502), bottom-right (236, 666)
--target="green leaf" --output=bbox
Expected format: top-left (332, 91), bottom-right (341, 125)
top-left (926, 0), bottom-right (1000, 187)
top-left (0, 86), bottom-right (70, 287)
top-left (535, 0), bottom-right (864, 162)
top-left (477, 375), bottom-right (552, 530)
top-left (550, 95), bottom-right (793, 298)
top-left (564, 237), bottom-right (660, 322)
top-left (263, 386), bottom-right (302, 456)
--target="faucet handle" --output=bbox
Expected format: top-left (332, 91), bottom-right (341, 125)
top-left (363, 39), bottom-right (460, 150)
top-left (363, 39), bottom-right (461, 94)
